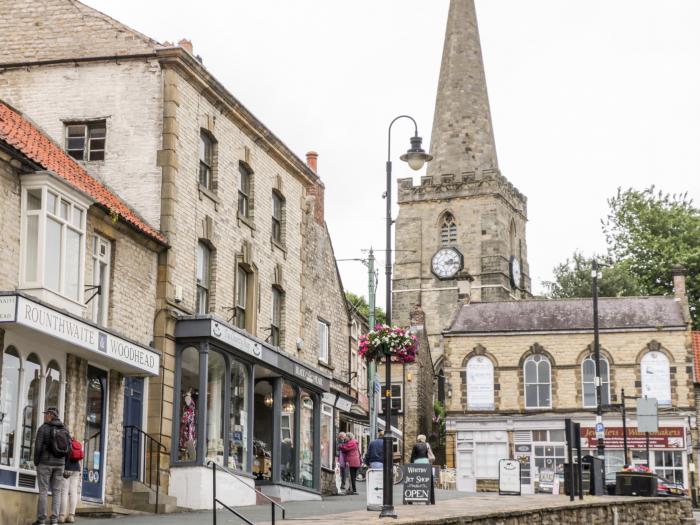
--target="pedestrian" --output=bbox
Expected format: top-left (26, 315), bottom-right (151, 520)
top-left (364, 430), bottom-right (385, 469)
top-left (336, 432), bottom-right (347, 490)
top-left (339, 432), bottom-right (361, 495)
top-left (410, 434), bottom-right (434, 464)
top-left (33, 407), bottom-right (71, 525)
top-left (59, 433), bottom-right (83, 524)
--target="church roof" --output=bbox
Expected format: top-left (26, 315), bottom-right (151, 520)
top-left (445, 296), bottom-right (687, 335)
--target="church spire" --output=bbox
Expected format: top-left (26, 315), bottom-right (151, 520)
top-left (427, 0), bottom-right (498, 177)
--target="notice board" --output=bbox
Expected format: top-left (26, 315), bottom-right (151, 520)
top-left (498, 459), bottom-right (521, 496)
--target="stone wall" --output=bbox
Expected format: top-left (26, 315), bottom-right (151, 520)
top-left (443, 330), bottom-right (694, 414)
top-left (0, 156), bottom-right (20, 290)
top-left (0, 60), bottom-right (164, 228)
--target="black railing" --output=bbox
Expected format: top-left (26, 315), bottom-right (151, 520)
top-left (208, 461), bottom-right (286, 525)
top-left (122, 425), bottom-right (168, 514)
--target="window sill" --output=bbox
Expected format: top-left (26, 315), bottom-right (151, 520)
top-left (318, 360), bottom-right (334, 371)
top-left (271, 238), bottom-right (287, 255)
top-left (237, 214), bottom-right (255, 231)
top-left (198, 184), bottom-right (220, 208)
top-left (18, 286), bottom-right (86, 317)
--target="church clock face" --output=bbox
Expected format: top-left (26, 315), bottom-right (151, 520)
top-left (510, 256), bottom-right (521, 289)
top-left (431, 247), bottom-right (463, 280)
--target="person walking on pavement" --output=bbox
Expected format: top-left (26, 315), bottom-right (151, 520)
top-left (410, 434), bottom-right (435, 465)
top-left (337, 432), bottom-right (348, 491)
top-left (59, 434), bottom-right (83, 523)
top-left (339, 432), bottom-right (361, 495)
top-left (364, 430), bottom-right (385, 469)
top-left (33, 407), bottom-right (71, 525)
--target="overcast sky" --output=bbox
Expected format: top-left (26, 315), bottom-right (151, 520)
top-left (85, 0), bottom-right (700, 307)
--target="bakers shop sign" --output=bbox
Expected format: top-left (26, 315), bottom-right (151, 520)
top-left (0, 295), bottom-right (159, 375)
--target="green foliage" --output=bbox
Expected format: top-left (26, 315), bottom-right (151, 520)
top-left (430, 400), bottom-right (447, 462)
top-left (345, 291), bottom-right (387, 325)
top-left (603, 187), bottom-right (700, 328)
top-left (545, 187), bottom-right (700, 329)
top-left (543, 252), bottom-right (641, 298)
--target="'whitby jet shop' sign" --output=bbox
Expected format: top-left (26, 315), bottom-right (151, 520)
top-left (0, 294), bottom-right (159, 375)
top-left (402, 464), bottom-right (435, 504)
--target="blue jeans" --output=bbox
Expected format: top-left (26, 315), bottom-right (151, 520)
top-left (369, 462), bottom-right (383, 469)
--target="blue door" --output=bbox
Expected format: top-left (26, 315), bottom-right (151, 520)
top-left (83, 366), bottom-right (107, 501)
top-left (122, 377), bottom-right (144, 480)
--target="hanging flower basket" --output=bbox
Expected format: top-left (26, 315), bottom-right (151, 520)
top-left (358, 324), bottom-right (418, 364)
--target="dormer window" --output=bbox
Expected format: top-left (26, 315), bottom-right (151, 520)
top-left (20, 176), bottom-right (88, 308)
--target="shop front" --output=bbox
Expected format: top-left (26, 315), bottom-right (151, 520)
top-left (449, 415), bottom-right (692, 495)
top-left (0, 292), bottom-right (160, 509)
top-left (171, 317), bottom-right (329, 509)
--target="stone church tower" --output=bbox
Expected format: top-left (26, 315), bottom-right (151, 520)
top-left (393, 0), bottom-right (531, 361)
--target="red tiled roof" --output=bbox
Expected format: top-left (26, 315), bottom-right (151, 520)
top-left (693, 332), bottom-right (700, 383)
top-left (0, 101), bottom-right (166, 245)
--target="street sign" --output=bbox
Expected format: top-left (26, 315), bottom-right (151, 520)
top-left (403, 464), bottom-right (434, 504)
top-left (595, 422), bottom-right (605, 439)
top-left (637, 398), bottom-right (659, 433)
top-left (498, 459), bottom-right (521, 496)
top-left (366, 468), bottom-right (383, 511)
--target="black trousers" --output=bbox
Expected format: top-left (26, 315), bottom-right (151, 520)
top-left (340, 466), bottom-right (347, 488)
top-left (348, 467), bottom-right (358, 492)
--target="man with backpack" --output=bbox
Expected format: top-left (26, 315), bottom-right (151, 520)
top-left (33, 407), bottom-right (71, 525)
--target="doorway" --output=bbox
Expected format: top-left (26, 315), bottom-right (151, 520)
top-left (122, 377), bottom-right (144, 480)
top-left (82, 366), bottom-right (108, 502)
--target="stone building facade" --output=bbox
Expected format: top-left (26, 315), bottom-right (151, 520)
top-left (441, 276), bottom-right (697, 495)
top-left (0, 101), bottom-right (163, 525)
top-left (0, 0), bottom-right (353, 511)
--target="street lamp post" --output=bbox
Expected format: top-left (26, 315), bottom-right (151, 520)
top-left (592, 260), bottom-right (605, 462)
top-left (381, 115), bottom-right (432, 519)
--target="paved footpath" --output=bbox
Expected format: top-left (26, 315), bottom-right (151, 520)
top-left (76, 485), bottom-right (691, 525)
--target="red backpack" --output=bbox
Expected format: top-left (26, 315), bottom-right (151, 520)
top-left (70, 439), bottom-right (84, 461)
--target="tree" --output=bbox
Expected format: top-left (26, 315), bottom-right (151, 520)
top-left (544, 187), bottom-right (700, 329)
top-left (345, 291), bottom-right (386, 325)
top-left (543, 252), bottom-right (641, 299)
top-left (603, 187), bottom-right (700, 328)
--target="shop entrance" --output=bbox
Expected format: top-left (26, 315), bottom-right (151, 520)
top-left (253, 368), bottom-right (275, 481)
top-left (83, 366), bottom-right (107, 501)
top-left (122, 377), bottom-right (144, 480)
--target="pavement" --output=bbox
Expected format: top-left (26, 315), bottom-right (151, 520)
top-left (76, 484), bottom-right (466, 524)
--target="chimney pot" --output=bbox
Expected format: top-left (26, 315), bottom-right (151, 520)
top-left (178, 38), bottom-right (193, 54)
top-left (306, 151), bottom-right (318, 173)
top-left (672, 264), bottom-right (687, 298)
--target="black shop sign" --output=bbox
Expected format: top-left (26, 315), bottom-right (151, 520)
top-left (402, 464), bottom-right (435, 505)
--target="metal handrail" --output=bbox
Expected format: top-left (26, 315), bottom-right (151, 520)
top-left (123, 425), bottom-right (168, 514)
top-left (208, 460), bottom-right (286, 525)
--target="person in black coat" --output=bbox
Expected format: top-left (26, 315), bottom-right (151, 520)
top-left (33, 407), bottom-right (68, 525)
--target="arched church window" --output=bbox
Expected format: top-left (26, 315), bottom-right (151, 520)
top-left (440, 213), bottom-right (457, 245)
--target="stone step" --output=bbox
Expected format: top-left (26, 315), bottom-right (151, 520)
top-left (75, 503), bottom-right (148, 518)
top-left (121, 479), bottom-right (179, 514)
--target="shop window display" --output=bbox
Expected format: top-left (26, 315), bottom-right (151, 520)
top-left (206, 351), bottom-right (226, 464)
top-left (280, 381), bottom-right (297, 483)
top-left (20, 353), bottom-right (41, 470)
top-left (44, 360), bottom-right (61, 410)
top-left (253, 380), bottom-right (274, 480)
top-left (0, 347), bottom-right (21, 466)
top-left (178, 347), bottom-right (199, 462)
top-left (320, 404), bottom-right (333, 469)
top-left (298, 391), bottom-right (314, 488)
top-left (228, 361), bottom-right (248, 471)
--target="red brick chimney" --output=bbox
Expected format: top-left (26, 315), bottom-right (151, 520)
top-left (306, 151), bottom-right (318, 173)
top-left (305, 151), bottom-right (324, 225)
top-left (178, 38), bottom-right (193, 54)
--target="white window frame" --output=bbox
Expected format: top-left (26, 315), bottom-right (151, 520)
top-left (320, 404), bottom-right (334, 469)
top-left (380, 383), bottom-right (403, 414)
top-left (0, 343), bottom-right (66, 489)
top-left (317, 320), bottom-right (330, 364)
top-left (90, 234), bottom-right (111, 326)
top-left (581, 355), bottom-right (610, 408)
top-left (271, 287), bottom-right (283, 347)
top-left (523, 354), bottom-right (552, 409)
top-left (19, 175), bottom-right (89, 311)
top-left (196, 242), bottom-right (211, 315)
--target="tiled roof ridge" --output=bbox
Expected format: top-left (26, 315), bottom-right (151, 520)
top-left (467, 295), bottom-right (677, 305)
top-left (68, 0), bottom-right (162, 51)
top-left (692, 332), bottom-right (700, 383)
top-left (0, 101), bottom-right (167, 245)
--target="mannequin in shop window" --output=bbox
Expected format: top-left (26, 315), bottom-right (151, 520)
top-left (179, 388), bottom-right (197, 461)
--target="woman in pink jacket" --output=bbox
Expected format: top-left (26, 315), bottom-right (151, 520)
top-left (339, 432), bottom-right (361, 494)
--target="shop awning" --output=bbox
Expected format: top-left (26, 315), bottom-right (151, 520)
top-left (0, 292), bottom-right (160, 376)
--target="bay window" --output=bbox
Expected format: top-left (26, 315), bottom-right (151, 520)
top-left (20, 179), bottom-right (88, 307)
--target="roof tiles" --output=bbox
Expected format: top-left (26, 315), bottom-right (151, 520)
top-left (693, 332), bottom-right (700, 383)
top-left (0, 101), bottom-right (166, 245)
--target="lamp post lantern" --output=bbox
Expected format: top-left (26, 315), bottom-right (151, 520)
top-left (381, 115), bottom-right (432, 519)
